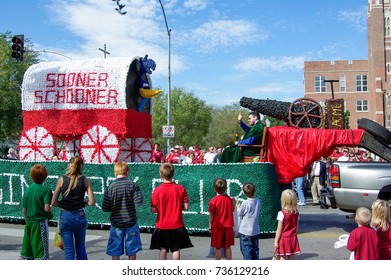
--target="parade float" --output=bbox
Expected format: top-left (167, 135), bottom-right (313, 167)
top-left (0, 56), bottom-right (281, 234)
top-left (1, 56), bottom-right (387, 234)
top-left (18, 55), bottom-right (159, 163)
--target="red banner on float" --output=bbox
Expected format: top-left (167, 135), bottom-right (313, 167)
top-left (22, 109), bottom-right (152, 139)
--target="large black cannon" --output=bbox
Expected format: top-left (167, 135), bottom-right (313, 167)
top-left (240, 97), bottom-right (324, 129)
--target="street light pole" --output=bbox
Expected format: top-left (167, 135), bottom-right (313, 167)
top-left (158, 0), bottom-right (172, 155)
top-left (34, 50), bottom-right (72, 60)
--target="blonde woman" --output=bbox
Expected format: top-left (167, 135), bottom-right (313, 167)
top-left (371, 199), bottom-right (391, 259)
top-left (273, 189), bottom-right (301, 260)
top-left (51, 156), bottom-right (95, 260)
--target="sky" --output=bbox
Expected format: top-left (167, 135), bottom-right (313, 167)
top-left (0, 0), bottom-right (369, 107)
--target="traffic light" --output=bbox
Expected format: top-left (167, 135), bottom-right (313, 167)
top-left (11, 35), bottom-right (24, 61)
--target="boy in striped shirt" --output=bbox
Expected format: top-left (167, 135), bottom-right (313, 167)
top-left (102, 161), bottom-right (143, 260)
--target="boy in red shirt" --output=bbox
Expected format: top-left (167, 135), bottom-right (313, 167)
top-left (347, 207), bottom-right (379, 260)
top-left (208, 178), bottom-right (235, 260)
top-left (150, 163), bottom-right (193, 260)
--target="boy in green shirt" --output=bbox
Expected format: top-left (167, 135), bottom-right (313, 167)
top-left (21, 164), bottom-right (53, 260)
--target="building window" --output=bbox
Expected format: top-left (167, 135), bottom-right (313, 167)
top-left (356, 100), bottom-right (368, 112)
top-left (387, 115), bottom-right (391, 128)
top-left (339, 75), bottom-right (346, 92)
top-left (315, 76), bottom-right (326, 93)
top-left (387, 94), bottom-right (390, 107)
top-left (386, 11), bottom-right (391, 37)
top-left (356, 75), bottom-right (368, 92)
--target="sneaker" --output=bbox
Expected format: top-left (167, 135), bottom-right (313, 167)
top-left (298, 202), bottom-right (306, 206)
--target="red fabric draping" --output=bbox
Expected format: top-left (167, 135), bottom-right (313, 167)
top-left (266, 126), bottom-right (364, 184)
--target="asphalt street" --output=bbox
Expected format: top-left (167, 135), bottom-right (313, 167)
top-left (0, 199), bottom-right (356, 260)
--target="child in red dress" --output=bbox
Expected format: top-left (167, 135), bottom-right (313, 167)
top-left (371, 199), bottom-right (391, 259)
top-left (347, 207), bottom-right (378, 260)
top-left (208, 178), bottom-right (235, 260)
top-left (274, 189), bottom-right (301, 260)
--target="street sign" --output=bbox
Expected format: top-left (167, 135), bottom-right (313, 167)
top-left (162, 125), bottom-right (175, 138)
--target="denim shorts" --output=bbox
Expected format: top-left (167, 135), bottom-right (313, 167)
top-left (106, 223), bottom-right (142, 257)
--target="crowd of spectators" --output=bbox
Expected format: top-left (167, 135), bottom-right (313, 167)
top-left (151, 144), bottom-right (381, 166)
top-left (149, 144), bottom-right (222, 165)
top-left (330, 146), bottom-right (377, 162)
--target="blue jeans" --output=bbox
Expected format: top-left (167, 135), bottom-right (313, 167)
top-left (60, 209), bottom-right (88, 260)
top-left (295, 177), bottom-right (306, 203)
top-left (239, 233), bottom-right (259, 260)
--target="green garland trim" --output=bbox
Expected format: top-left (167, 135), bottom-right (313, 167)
top-left (0, 160), bottom-right (281, 233)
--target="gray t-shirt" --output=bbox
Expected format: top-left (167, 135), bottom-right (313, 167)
top-left (237, 197), bottom-right (261, 236)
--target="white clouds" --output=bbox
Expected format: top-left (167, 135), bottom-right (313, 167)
top-left (234, 56), bottom-right (305, 72)
top-left (181, 19), bottom-right (267, 53)
top-left (242, 81), bottom-right (304, 103)
top-left (49, 0), bottom-right (161, 42)
top-left (338, 6), bottom-right (367, 32)
top-left (192, 81), bottom-right (303, 106)
top-left (247, 82), bottom-right (302, 95)
top-left (44, 0), bottom-right (188, 76)
top-left (183, 0), bottom-right (209, 11)
top-left (162, 0), bottom-right (178, 11)
top-left (44, 1), bottom-right (266, 73)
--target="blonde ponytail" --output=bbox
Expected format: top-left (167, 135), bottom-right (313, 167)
top-left (64, 156), bottom-right (84, 197)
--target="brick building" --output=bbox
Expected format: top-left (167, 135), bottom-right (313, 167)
top-left (304, 0), bottom-right (391, 129)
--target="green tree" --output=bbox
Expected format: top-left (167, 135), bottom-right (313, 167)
top-left (344, 110), bottom-right (350, 129)
top-left (264, 116), bottom-right (286, 127)
top-left (203, 103), bottom-right (247, 148)
top-left (203, 104), bottom-right (286, 148)
top-left (0, 31), bottom-right (39, 144)
top-left (151, 87), bottom-right (213, 151)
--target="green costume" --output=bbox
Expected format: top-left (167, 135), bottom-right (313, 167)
top-left (21, 183), bottom-right (53, 260)
top-left (220, 120), bottom-right (264, 163)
